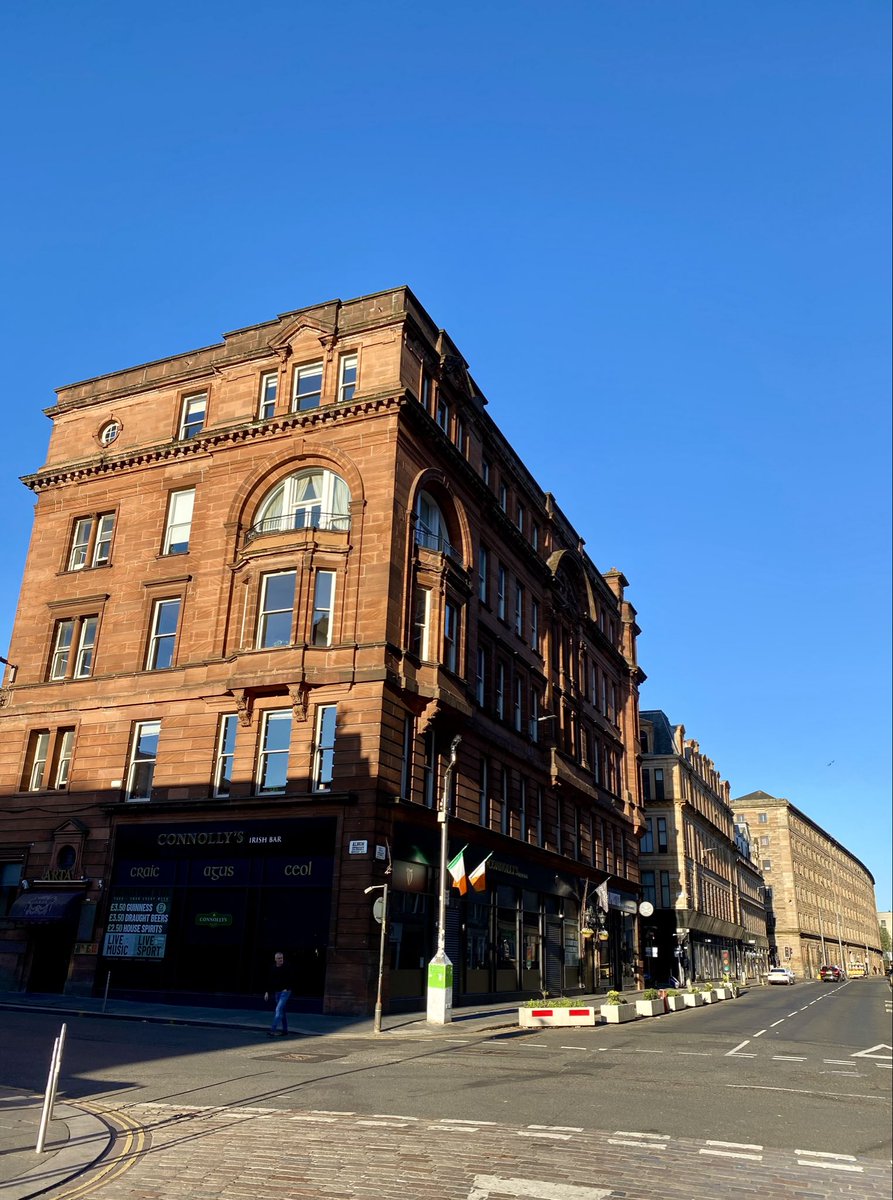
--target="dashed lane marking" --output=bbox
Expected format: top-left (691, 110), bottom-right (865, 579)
top-left (518, 1130), bottom-right (574, 1141)
top-left (795, 1149), bottom-right (857, 1160)
top-left (613, 1131), bottom-right (670, 1140)
top-left (753, 1028), bottom-right (767, 1037)
top-left (678, 1051), bottom-right (710, 1056)
top-left (772, 1055), bottom-right (807, 1061)
top-left (440, 1118), bottom-right (498, 1125)
top-left (560, 1045), bottom-right (590, 1051)
top-left (796, 1161), bottom-right (864, 1173)
top-left (528, 1125), bottom-right (585, 1133)
top-left (705, 1140), bottom-right (762, 1151)
top-left (770, 1019), bottom-right (785, 1027)
top-left (607, 1139), bottom-right (668, 1151)
top-left (699, 1148), bottom-right (762, 1161)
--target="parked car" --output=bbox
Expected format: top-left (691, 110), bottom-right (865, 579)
top-left (767, 966), bottom-right (796, 985)
top-left (819, 964), bottom-right (844, 981)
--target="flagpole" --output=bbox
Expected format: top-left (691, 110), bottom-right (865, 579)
top-left (427, 734), bottom-right (461, 1025)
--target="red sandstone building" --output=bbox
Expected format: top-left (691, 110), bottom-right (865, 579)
top-left (0, 287), bottom-right (645, 1014)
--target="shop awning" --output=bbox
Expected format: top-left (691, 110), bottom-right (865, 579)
top-left (7, 890), bottom-right (84, 925)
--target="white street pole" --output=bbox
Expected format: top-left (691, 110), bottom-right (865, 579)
top-left (36, 1023), bottom-right (67, 1154)
top-left (427, 734), bottom-right (461, 1025)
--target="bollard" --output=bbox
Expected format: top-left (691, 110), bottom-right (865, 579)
top-left (36, 1023), bottom-right (67, 1154)
top-left (102, 970), bottom-right (111, 1013)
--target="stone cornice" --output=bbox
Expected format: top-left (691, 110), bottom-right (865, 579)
top-left (22, 392), bottom-right (407, 493)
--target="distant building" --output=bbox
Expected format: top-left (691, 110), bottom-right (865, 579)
top-left (876, 910), bottom-right (892, 967)
top-left (638, 711), bottom-right (768, 985)
top-left (732, 791), bottom-right (882, 977)
top-left (0, 287), bottom-right (646, 1013)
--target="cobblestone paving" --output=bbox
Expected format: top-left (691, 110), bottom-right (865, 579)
top-left (80, 1102), bottom-right (891, 1200)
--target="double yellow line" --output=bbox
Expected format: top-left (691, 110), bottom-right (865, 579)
top-left (52, 1102), bottom-right (147, 1200)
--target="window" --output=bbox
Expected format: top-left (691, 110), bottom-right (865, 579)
top-left (257, 710), bottom-right (291, 794)
top-left (475, 646), bottom-right (487, 706)
top-left (312, 570), bottom-right (336, 646)
top-left (163, 488), bottom-right (195, 555)
top-left (49, 616), bottom-right (98, 681)
top-left (482, 458), bottom-right (491, 486)
top-left (478, 545), bottom-right (489, 603)
top-left (758, 813), bottom-right (768, 824)
top-left (641, 871), bottom-right (657, 905)
top-left (126, 720), bottom-right (160, 800)
top-left (23, 731), bottom-right (50, 791)
top-left (423, 731), bottom-right (437, 809)
top-left (496, 564), bottom-right (506, 621)
top-left (495, 661), bottom-right (506, 719)
top-left (478, 755), bottom-right (489, 826)
top-left (399, 715), bottom-right (414, 800)
top-left (499, 481), bottom-right (508, 512)
top-left (516, 503), bottom-right (525, 534)
top-left (411, 587), bottom-right (431, 658)
top-left (53, 729), bottom-right (75, 788)
top-left (656, 817), bottom-right (668, 853)
top-left (99, 420), bottom-right (120, 446)
top-left (338, 353), bottom-right (357, 403)
top-left (514, 583), bottom-right (524, 637)
top-left (531, 599), bottom-right (540, 651)
top-left (500, 767), bottom-right (510, 835)
top-left (443, 600), bottom-right (460, 673)
top-left (258, 572), bottom-right (296, 649)
top-left (179, 392), bottom-right (206, 439)
top-left (762, 859), bottom-right (772, 871)
top-left (1, 861), bottom-right (24, 918)
top-left (253, 468), bottom-right (351, 537)
top-left (213, 715), bottom-right (238, 797)
top-left (513, 676), bottom-right (523, 732)
top-left (654, 768), bottom-right (665, 801)
top-left (555, 798), bottom-right (563, 855)
top-left (640, 817), bottom-right (654, 854)
top-left (529, 688), bottom-right (540, 741)
top-left (519, 777), bottom-right (528, 842)
top-left (415, 491), bottom-right (456, 556)
top-left (454, 415), bottom-right (466, 455)
top-left (531, 523), bottom-right (539, 553)
top-left (312, 705), bottom-right (337, 791)
top-left (146, 599), bottom-right (181, 670)
top-left (292, 362), bottom-right (323, 411)
top-left (641, 768), bottom-right (651, 800)
top-left (420, 371), bottom-right (432, 412)
top-left (436, 397), bottom-right (450, 433)
top-left (258, 371), bottom-right (278, 420)
top-left (659, 871), bottom-right (672, 908)
top-left (68, 513), bottom-right (115, 571)
top-left (534, 784), bottom-right (543, 846)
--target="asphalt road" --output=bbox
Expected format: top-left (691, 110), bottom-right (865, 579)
top-left (1, 978), bottom-right (890, 1199)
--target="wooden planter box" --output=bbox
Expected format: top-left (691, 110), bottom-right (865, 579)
top-left (635, 998), bottom-right (665, 1018)
top-left (682, 992), bottom-right (704, 1007)
top-left (600, 1003), bottom-right (637, 1023)
top-left (518, 1006), bottom-right (597, 1027)
top-left (666, 995), bottom-right (686, 1011)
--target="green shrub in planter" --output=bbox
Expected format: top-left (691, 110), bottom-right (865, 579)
top-left (642, 988), bottom-right (660, 1001)
top-left (604, 990), bottom-right (626, 1005)
top-left (520, 996), bottom-right (575, 1008)
top-left (664, 987), bottom-right (680, 996)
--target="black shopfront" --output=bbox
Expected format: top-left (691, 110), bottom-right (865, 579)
top-left (101, 817), bottom-right (335, 1007)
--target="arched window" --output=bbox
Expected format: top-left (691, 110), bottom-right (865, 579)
top-left (251, 469), bottom-right (350, 539)
top-left (415, 490), bottom-right (457, 557)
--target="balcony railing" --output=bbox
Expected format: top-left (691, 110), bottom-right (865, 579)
top-left (246, 510), bottom-right (350, 543)
top-left (415, 526), bottom-right (460, 560)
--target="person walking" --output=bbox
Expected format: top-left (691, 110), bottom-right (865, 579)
top-left (264, 951), bottom-right (294, 1036)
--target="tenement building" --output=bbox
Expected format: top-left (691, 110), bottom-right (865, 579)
top-left (732, 791), bottom-right (882, 978)
top-left (638, 711), bottom-right (767, 985)
top-left (0, 287), bottom-right (645, 1014)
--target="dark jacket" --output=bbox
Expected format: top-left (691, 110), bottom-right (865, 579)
top-left (267, 962), bottom-right (294, 993)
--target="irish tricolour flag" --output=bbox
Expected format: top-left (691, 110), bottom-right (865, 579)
top-left (468, 852), bottom-right (493, 893)
top-left (448, 846), bottom-right (469, 894)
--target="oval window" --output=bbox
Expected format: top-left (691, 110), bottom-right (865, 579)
top-left (99, 421), bottom-right (120, 446)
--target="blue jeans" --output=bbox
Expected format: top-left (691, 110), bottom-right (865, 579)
top-left (271, 989), bottom-right (291, 1033)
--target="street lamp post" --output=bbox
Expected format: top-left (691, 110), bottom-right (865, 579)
top-left (364, 883), bottom-right (389, 1035)
top-left (426, 734), bottom-right (461, 1025)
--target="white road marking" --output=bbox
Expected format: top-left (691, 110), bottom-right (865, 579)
top-left (290, 1114), bottom-right (337, 1122)
top-left (467, 1175), bottom-right (612, 1200)
top-left (439, 1118), bottom-right (498, 1125)
top-left (699, 1148), bottom-right (762, 1161)
top-left (753, 1028), bottom-right (767, 1037)
top-left (770, 1019), bottom-right (785, 1027)
top-left (823, 1059), bottom-right (852, 1065)
top-left (705, 1140), bottom-right (762, 1151)
top-left (527, 1125), bottom-right (584, 1132)
top-left (727, 1084), bottom-right (884, 1099)
top-left (560, 1046), bottom-right (590, 1051)
top-left (825, 1071), bottom-right (862, 1077)
top-left (518, 1131), bottom-right (574, 1141)
top-left (447, 1038), bottom-right (471, 1043)
top-left (372, 1113), bottom-right (419, 1120)
top-left (357, 1118), bottom-right (412, 1127)
top-left (633, 1048), bottom-right (664, 1053)
top-left (772, 1055), bottom-right (807, 1061)
top-left (725, 1040), bottom-right (754, 1057)
top-left (876, 1063), bottom-right (892, 1069)
top-left (608, 1138), bottom-right (668, 1150)
top-left (678, 1051), bottom-right (710, 1056)
top-left (613, 1131), bottom-right (670, 1140)
top-left (795, 1150), bottom-right (856, 1160)
top-left (311, 1110), bottom-right (355, 1116)
top-left (796, 1161), bottom-right (863, 1173)
top-left (787, 1011), bottom-right (799, 1017)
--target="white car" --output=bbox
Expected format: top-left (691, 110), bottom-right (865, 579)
top-left (767, 966), bottom-right (795, 985)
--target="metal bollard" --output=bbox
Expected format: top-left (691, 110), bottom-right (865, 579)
top-left (36, 1023), bottom-right (67, 1154)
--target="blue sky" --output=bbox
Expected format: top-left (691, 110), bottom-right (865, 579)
top-left (1, 3), bottom-right (890, 904)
